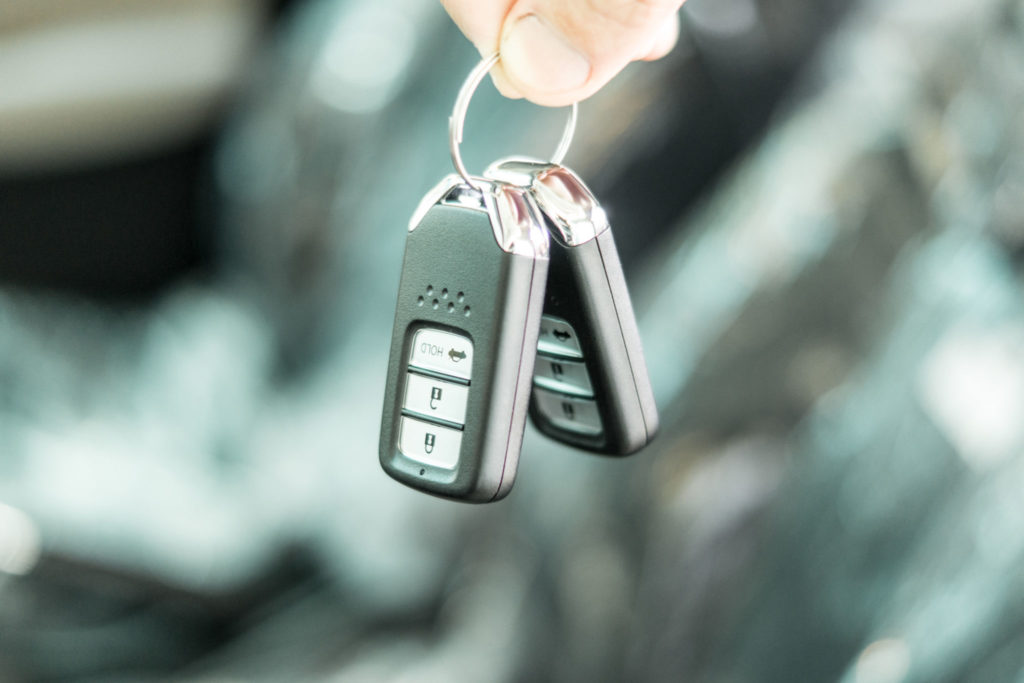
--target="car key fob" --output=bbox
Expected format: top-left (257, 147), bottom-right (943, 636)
top-left (379, 174), bottom-right (550, 502)
top-left (486, 157), bottom-right (658, 455)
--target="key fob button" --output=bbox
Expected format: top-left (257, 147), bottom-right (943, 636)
top-left (534, 388), bottom-right (603, 436)
top-left (398, 416), bottom-right (463, 469)
top-left (533, 357), bottom-right (594, 398)
top-left (403, 373), bottom-right (469, 426)
top-left (409, 328), bottom-right (474, 381)
top-left (537, 316), bottom-right (583, 358)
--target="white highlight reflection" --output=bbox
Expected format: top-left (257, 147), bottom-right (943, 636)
top-left (0, 501), bottom-right (41, 576)
top-left (855, 639), bottom-right (911, 683)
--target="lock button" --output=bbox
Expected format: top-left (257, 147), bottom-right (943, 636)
top-left (534, 388), bottom-right (603, 436)
top-left (398, 416), bottom-right (462, 469)
top-left (403, 372), bottom-right (469, 426)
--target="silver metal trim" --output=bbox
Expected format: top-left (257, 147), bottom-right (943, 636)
top-left (408, 175), bottom-right (475, 231)
top-left (408, 175), bottom-right (550, 258)
top-left (488, 180), bottom-right (551, 258)
top-left (484, 156), bottom-right (609, 246)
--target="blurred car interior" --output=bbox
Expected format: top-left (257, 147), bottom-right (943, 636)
top-left (1, 0), bottom-right (1022, 681)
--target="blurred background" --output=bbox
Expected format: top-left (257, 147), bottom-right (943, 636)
top-left (0, 0), bottom-right (1022, 681)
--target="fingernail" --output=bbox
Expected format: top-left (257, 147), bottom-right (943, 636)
top-left (501, 15), bottom-right (590, 95)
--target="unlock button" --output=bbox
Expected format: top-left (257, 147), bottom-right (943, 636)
top-left (403, 373), bottom-right (469, 426)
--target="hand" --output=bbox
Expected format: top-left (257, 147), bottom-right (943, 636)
top-left (441, 0), bottom-right (684, 106)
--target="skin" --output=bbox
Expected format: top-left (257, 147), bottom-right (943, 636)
top-left (441, 0), bottom-right (685, 106)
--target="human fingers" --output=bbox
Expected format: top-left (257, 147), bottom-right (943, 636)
top-left (440, 0), bottom-right (524, 98)
top-left (496, 0), bottom-right (685, 105)
top-left (639, 13), bottom-right (680, 62)
top-left (441, 0), bottom-right (684, 105)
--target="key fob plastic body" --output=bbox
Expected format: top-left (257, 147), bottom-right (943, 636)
top-left (379, 175), bottom-right (550, 502)
top-left (486, 158), bottom-right (658, 455)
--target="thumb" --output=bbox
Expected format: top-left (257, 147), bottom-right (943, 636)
top-left (496, 0), bottom-right (684, 106)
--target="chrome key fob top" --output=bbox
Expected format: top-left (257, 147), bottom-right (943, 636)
top-left (379, 175), bottom-right (550, 502)
top-left (486, 158), bottom-right (658, 455)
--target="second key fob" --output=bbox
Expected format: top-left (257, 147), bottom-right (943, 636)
top-left (379, 175), bottom-right (550, 502)
top-left (486, 158), bottom-right (658, 455)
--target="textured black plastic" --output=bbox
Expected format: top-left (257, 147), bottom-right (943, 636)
top-left (529, 229), bottom-right (658, 454)
top-left (380, 203), bottom-right (547, 502)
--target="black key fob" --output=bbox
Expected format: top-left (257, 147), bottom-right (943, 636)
top-left (486, 157), bottom-right (658, 455)
top-left (379, 175), bottom-right (550, 502)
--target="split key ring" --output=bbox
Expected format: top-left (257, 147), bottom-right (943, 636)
top-left (448, 53), bottom-right (579, 188)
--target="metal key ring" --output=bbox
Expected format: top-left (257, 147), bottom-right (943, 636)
top-left (449, 53), bottom-right (578, 188)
